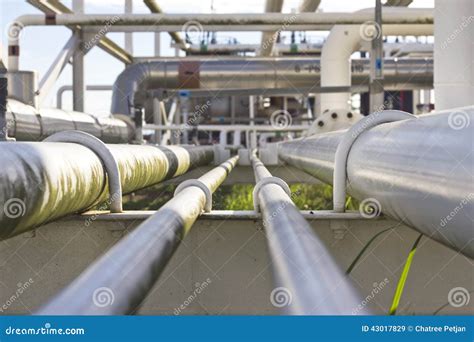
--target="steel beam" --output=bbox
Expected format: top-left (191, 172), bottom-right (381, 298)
top-left (37, 156), bottom-right (238, 315)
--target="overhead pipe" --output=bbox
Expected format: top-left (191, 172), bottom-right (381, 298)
top-left (319, 19), bottom-right (433, 114)
top-left (0, 141), bottom-right (214, 240)
top-left (110, 57), bottom-right (433, 116)
top-left (6, 9), bottom-right (434, 69)
top-left (26, 0), bottom-right (132, 66)
top-left (278, 107), bottom-right (474, 259)
top-left (143, 0), bottom-right (187, 51)
top-left (259, 0), bottom-right (284, 57)
top-left (250, 152), bottom-right (368, 314)
top-left (38, 156), bottom-right (239, 315)
top-left (5, 99), bottom-right (133, 143)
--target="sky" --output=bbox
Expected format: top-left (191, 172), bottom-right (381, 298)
top-left (0, 0), bottom-right (434, 114)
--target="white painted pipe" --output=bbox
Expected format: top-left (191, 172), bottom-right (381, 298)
top-left (434, 0), bottom-right (474, 110)
top-left (319, 8), bottom-right (433, 114)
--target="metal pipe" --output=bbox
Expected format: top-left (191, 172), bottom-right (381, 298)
top-left (110, 57), bottom-right (433, 116)
top-left (143, 0), bottom-right (187, 51)
top-left (56, 85), bottom-right (112, 109)
top-left (250, 152), bottom-right (368, 314)
top-left (6, 99), bottom-right (133, 143)
top-left (145, 123), bottom-right (309, 132)
top-left (26, 0), bottom-right (132, 66)
top-left (259, 0), bottom-right (284, 56)
top-left (0, 142), bottom-right (214, 240)
top-left (278, 107), bottom-right (474, 258)
top-left (37, 156), bottom-right (238, 315)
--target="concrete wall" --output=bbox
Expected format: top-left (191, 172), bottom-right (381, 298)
top-left (0, 215), bottom-right (472, 315)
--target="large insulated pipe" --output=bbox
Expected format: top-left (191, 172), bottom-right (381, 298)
top-left (38, 156), bottom-right (239, 315)
top-left (110, 57), bottom-right (433, 116)
top-left (320, 23), bottom-right (433, 113)
top-left (434, 0), bottom-right (474, 110)
top-left (279, 107), bottom-right (474, 259)
top-left (0, 142), bottom-right (213, 240)
top-left (250, 152), bottom-right (368, 314)
top-left (6, 99), bottom-right (133, 143)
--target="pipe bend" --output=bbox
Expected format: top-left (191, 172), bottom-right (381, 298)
top-left (110, 62), bottom-right (155, 116)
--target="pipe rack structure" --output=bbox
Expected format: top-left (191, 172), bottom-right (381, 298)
top-left (250, 152), bottom-right (368, 314)
top-left (38, 156), bottom-right (239, 315)
top-left (278, 107), bottom-right (474, 259)
top-left (110, 57), bottom-right (433, 116)
top-left (0, 141), bottom-right (214, 240)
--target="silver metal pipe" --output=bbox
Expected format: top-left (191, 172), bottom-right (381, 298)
top-left (6, 99), bottom-right (132, 143)
top-left (56, 85), bottom-right (113, 109)
top-left (250, 152), bottom-right (369, 314)
top-left (37, 156), bottom-right (239, 315)
top-left (278, 107), bottom-right (474, 258)
top-left (111, 57), bottom-right (433, 116)
top-left (0, 142), bottom-right (214, 240)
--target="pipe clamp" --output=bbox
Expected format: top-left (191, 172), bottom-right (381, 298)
top-left (43, 130), bottom-right (123, 213)
top-left (253, 176), bottom-right (291, 212)
top-left (174, 179), bottom-right (212, 212)
top-left (333, 110), bottom-right (415, 212)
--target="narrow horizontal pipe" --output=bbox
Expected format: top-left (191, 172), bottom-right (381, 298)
top-left (250, 152), bottom-right (369, 314)
top-left (77, 209), bottom-right (378, 221)
top-left (0, 142), bottom-right (213, 239)
top-left (37, 156), bottom-right (239, 315)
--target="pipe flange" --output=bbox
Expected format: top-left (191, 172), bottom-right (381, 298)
top-left (43, 130), bottom-right (123, 213)
top-left (333, 110), bottom-right (415, 213)
top-left (174, 179), bottom-right (212, 213)
top-left (253, 176), bottom-right (291, 213)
